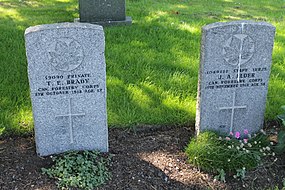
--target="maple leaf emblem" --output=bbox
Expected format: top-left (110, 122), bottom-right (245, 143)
top-left (223, 34), bottom-right (255, 66)
top-left (49, 38), bottom-right (84, 71)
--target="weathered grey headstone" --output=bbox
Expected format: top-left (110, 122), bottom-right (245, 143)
top-left (195, 20), bottom-right (275, 136)
top-left (78, 0), bottom-right (132, 26)
top-left (25, 23), bottom-right (108, 156)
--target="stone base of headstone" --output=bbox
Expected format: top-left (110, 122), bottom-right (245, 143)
top-left (74, 17), bottom-right (132, 27)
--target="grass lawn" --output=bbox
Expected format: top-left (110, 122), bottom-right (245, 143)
top-left (0, 0), bottom-right (285, 136)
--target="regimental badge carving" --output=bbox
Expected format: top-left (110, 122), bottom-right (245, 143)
top-left (48, 38), bottom-right (84, 71)
top-left (222, 34), bottom-right (255, 66)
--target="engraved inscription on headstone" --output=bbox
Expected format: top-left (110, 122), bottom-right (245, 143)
top-left (195, 21), bottom-right (275, 136)
top-left (25, 23), bottom-right (108, 156)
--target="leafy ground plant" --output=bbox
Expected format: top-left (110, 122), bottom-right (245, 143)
top-left (42, 150), bottom-right (111, 190)
top-left (186, 129), bottom-right (275, 181)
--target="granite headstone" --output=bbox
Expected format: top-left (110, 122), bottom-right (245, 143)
top-left (79, 0), bottom-right (132, 26)
top-left (25, 23), bottom-right (108, 156)
top-left (195, 20), bottom-right (275, 136)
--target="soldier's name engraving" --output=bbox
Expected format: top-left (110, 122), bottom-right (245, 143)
top-left (204, 67), bottom-right (268, 90)
top-left (35, 73), bottom-right (103, 97)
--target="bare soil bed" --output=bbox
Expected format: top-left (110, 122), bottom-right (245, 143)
top-left (1, 125), bottom-right (285, 190)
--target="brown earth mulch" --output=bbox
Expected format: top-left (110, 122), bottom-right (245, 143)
top-left (0, 125), bottom-right (285, 190)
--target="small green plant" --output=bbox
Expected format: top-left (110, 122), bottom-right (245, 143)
top-left (276, 106), bottom-right (285, 154)
top-left (42, 151), bottom-right (111, 190)
top-left (214, 168), bottom-right (226, 182)
top-left (234, 167), bottom-right (246, 179)
top-left (185, 129), bottom-right (274, 181)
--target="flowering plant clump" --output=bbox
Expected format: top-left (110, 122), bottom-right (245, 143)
top-left (185, 129), bottom-right (276, 181)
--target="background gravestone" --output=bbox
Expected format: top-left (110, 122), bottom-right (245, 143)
top-left (79, 0), bottom-right (132, 26)
top-left (25, 23), bottom-right (108, 156)
top-left (195, 20), bottom-right (275, 136)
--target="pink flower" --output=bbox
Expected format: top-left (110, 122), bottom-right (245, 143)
top-left (235, 132), bottom-right (240, 139)
top-left (243, 138), bottom-right (248, 143)
top-left (230, 132), bottom-right (234, 136)
top-left (225, 137), bottom-right (231, 141)
top-left (244, 129), bottom-right (249, 135)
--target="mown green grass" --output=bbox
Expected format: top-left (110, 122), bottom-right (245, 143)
top-left (0, 0), bottom-right (285, 136)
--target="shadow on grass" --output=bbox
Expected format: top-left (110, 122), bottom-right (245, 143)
top-left (105, 22), bottom-right (199, 126)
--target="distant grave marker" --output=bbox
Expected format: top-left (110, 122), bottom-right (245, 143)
top-left (25, 23), bottom-right (108, 156)
top-left (195, 21), bottom-right (275, 135)
top-left (78, 0), bottom-right (132, 26)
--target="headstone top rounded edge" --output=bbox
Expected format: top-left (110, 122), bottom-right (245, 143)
top-left (202, 20), bottom-right (276, 31)
top-left (24, 22), bottom-right (103, 36)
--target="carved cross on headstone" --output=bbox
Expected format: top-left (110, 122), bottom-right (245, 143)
top-left (219, 91), bottom-right (247, 133)
top-left (56, 98), bottom-right (85, 144)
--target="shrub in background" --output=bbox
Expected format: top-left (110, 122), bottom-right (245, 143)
top-left (42, 151), bottom-right (111, 190)
top-left (185, 129), bottom-right (274, 181)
